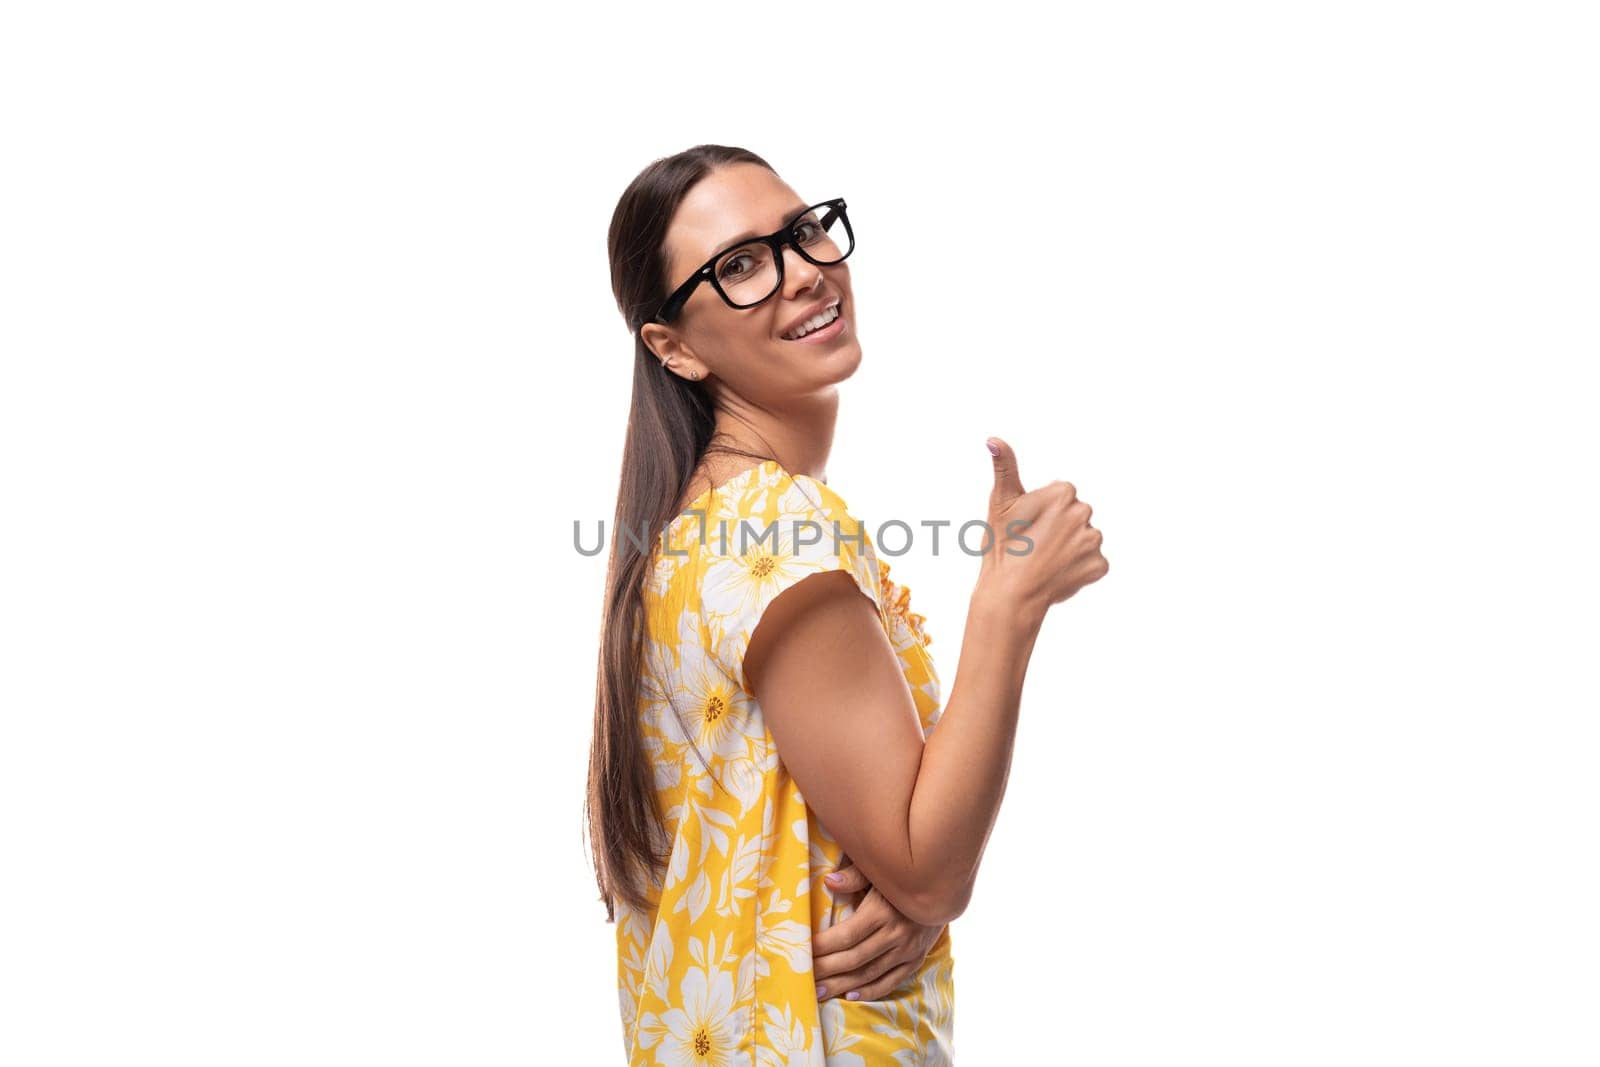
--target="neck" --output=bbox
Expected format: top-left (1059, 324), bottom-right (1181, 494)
top-left (710, 386), bottom-right (840, 484)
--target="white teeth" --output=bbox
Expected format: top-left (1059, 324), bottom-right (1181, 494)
top-left (783, 301), bottom-right (841, 340)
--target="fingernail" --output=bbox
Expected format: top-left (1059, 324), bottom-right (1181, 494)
top-left (986, 439), bottom-right (1000, 456)
top-left (846, 991), bottom-right (861, 1001)
top-left (815, 984), bottom-right (826, 999)
top-left (824, 872), bottom-right (843, 886)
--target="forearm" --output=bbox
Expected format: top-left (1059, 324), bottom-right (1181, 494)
top-left (903, 581), bottom-right (1044, 920)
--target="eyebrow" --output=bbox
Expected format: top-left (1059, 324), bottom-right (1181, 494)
top-left (706, 202), bottom-right (811, 260)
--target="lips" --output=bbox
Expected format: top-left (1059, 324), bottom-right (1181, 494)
top-left (779, 296), bottom-right (841, 340)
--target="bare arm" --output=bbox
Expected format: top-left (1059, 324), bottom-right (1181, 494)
top-left (744, 438), bottom-right (1108, 925)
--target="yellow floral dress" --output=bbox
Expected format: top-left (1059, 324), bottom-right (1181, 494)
top-left (614, 459), bottom-right (955, 1066)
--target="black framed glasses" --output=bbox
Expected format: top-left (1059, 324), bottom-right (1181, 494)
top-left (650, 197), bottom-right (854, 326)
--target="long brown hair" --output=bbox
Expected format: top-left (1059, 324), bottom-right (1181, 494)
top-left (585, 144), bottom-right (780, 922)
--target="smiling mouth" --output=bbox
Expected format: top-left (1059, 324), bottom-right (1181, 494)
top-left (780, 298), bottom-right (845, 341)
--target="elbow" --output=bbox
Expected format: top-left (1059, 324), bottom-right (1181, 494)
top-left (900, 878), bottom-right (974, 927)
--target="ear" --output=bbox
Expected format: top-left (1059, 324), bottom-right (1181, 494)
top-left (639, 321), bottom-right (674, 363)
top-left (640, 323), bottom-right (704, 381)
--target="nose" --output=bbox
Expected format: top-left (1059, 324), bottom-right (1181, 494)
top-left (779, 245), bottom-right (827, 298)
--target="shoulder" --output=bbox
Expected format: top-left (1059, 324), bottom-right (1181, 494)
top-left (698, 461), bottom-right (873, 576)
top-left (688, 461), bottom-right (886, 692)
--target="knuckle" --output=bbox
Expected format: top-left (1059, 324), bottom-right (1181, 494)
top-left (862, 963), bottom-right (912, 1001)
top-left (1048, 479), bottom-right (1075, 499)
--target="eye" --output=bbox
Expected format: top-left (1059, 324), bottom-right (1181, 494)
top-left (792, 220), bottom-right (823, 244)
top-left (718, 253), bottom-right (756, 281)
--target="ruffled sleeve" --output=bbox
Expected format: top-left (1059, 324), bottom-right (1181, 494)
top-left (876, 558), bottom-right (931, 647)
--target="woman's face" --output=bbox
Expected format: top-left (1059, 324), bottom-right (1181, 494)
top-left (640, 163), bottom-right (861, 401)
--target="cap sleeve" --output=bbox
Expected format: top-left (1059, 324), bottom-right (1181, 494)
top-left (698, 468), bottom-right (886, 695)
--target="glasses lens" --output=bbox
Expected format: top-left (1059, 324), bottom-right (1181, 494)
top-left (793, 201), bottom-right (852, 265)
top-left (713, 202), bottom-right (853, 309)
top-left (713, 240), bottom-right (779, 309)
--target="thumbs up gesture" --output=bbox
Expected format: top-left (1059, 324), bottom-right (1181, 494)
top-left (979, 437), bottom-right (1109, 616)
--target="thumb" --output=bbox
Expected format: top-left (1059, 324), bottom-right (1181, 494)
top-left (986, 436), bottom-right (1025, 511)
top-left (824, 863), bottom-right (870, 894)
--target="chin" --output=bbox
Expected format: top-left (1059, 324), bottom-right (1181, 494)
top-left (818, 339), bottom-right (864, 385)
top-left (768, 311), bottom-right (863, 384)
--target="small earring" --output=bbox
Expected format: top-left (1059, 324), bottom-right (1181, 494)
top-left (690, 370), bottom-right (700, 379)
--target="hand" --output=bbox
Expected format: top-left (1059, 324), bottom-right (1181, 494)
top-left (811, 856), bottom-right (946, 1003)
top-left (980, 436), bottom-right (1109, 614)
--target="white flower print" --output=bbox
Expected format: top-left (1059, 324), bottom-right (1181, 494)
top-left (674, 662), bottom-right (763, 763)
top-left (656, 944), bottom-right (746, 1067)
top-left (619, 460), bottom-right (956, 1064)
top-left (868, 968), bottom-right (955, 1067)
top-left (700, 544), bottom-right (822, 632)
top-left (640, 649), bottom-right (691, 749)
top-left (662, 831), bottom-right (690, 894)
top-left (648, 614), bottom-right (764, 766)
top-left (714, 829), bottom-right (761, 919)
top-left (642, 734), bottom-right (682, 792)
top-left (643, 918), bottom-right (674, 1006)
top-left (754, 884), bottom-right (812, 978)
top-left (755, 1003), bottom-right (824, 1067)
top-left (818, 999), bottom-right (867, 1067)
top-left (618, 982), bottom-right (638, 1047)
top-left (719, 753), bottom-right (765, 816)
top-left (648, 547), bottom-right (685, 600)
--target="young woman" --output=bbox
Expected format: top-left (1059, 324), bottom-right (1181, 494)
top-left (587, 144), bottom-right (1108, 1065)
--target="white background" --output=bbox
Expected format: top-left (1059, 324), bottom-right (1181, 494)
top-left (3, 2), bottom-right (1596, 1063)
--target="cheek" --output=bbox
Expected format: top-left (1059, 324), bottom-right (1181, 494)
top-left (692, 318), bottom-right (760, 364)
